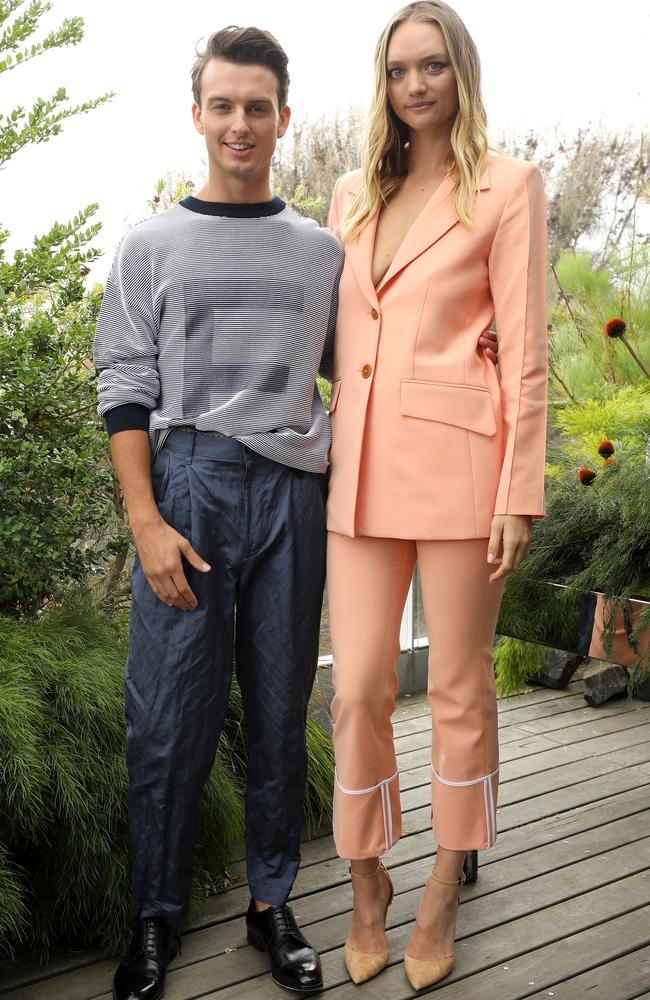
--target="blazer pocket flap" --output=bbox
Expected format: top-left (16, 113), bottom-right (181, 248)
top-left (400, 379), bottom-right (497, 436)
top-left (329, 378), bottom-right (342, 414)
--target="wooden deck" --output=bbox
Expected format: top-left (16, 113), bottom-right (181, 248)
top-left (2, 677), bottom-right (650, 1000)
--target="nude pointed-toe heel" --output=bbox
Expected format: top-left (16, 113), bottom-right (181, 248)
top-left (344, 861), bottom-right (394, 985)
top-left (403, 868), bottom-right (465, 991)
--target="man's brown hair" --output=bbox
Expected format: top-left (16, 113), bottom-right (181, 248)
top-left (191, 26), bottom-right (290, 109)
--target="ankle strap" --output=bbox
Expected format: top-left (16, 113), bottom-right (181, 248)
top-left (349, 860), bottom-right (386, 879)
top-left (429, 868), bottom-right (466, 887)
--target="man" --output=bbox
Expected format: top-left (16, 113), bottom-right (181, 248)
top-left (95, 26), bottom-right (341, 1000)
top-left (95, 24), bottom-right (500, 1000)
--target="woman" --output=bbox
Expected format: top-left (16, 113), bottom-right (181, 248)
top-left (326, 0), bottom-right (547, 990)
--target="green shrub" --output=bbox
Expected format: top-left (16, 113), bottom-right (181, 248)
top-left (0, 593), bottom-right (334, 957)
top-left (493, 638), bottom-right (547, 698)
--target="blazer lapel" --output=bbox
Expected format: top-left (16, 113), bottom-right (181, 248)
top-left (341, 162), bottom-right (491, 304)
top-left (375, 163), bottom-right (492, 294)
top-left (344, 206), bottom-right (381, 311)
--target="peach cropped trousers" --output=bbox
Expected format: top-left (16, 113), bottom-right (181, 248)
top-left (328, 532), bottom-right (506, 859)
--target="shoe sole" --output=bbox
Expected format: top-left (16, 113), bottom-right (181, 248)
top-left (247, 928), bottom-right (323, 994)
top-left (113, 988), bottom-right (164, 1000)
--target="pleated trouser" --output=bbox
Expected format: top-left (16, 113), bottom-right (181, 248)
top-left (327, 532), bottom-right (505, 858)
top-left (125, 430), bottom-right (327, 926)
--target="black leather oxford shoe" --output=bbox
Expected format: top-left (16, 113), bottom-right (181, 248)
top-left (246, 898), bottom-right (323, 994)
top-left (113, 917), bottom-right (180, 1000)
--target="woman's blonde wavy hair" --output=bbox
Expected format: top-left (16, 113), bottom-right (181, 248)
top-left (340, 1), bottom-right (488, 243)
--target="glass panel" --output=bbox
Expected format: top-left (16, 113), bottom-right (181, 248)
top-left (414, 565), bottom-right (428, 644)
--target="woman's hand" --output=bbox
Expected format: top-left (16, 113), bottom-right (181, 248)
top-left (487, 514), bottom-right (533, 582)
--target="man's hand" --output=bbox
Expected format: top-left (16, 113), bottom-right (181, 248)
top-left (108, 428), bottom-right (211, 611)
top-left (133, 515), bottom-right (211, 611)
top-left (487, 514), bottom-right (533, 583)
top-left (479, 328), bottom-right (498, 364)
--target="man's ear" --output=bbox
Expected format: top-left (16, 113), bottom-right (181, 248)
top-left (191, 101), bottom-right (205, 135)
top-left (277, 103), bottom-right (291, 139)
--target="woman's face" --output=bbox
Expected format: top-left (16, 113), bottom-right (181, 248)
top-left (386, 19), bottom-right (459, 135)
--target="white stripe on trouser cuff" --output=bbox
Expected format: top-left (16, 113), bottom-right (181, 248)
top-left (335, 769), bottom-right (399, 853)
top-left (431, 764), bottom-right (499, 848)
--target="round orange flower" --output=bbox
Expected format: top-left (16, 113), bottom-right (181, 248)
top-left (598, 439), bottom-right (615, 457)
top-left (604, 457), bottom-right (617, 467)
top-left (605, 318), bottom-right (627, 338)
top-left (578, 467), bottom-right (597, 485)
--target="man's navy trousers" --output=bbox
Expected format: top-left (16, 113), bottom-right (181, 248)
top-left (125, 429), bottom-right (327, 926)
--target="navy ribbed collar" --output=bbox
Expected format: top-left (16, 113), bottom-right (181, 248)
top-left (179, 195), bottom-right (286, 218)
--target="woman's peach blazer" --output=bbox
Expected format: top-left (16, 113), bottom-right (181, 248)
top-left (326, 154), bottom-right (548, 540)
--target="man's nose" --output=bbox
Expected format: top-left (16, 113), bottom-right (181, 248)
top-left (230, 112), bottom-right (250, 134)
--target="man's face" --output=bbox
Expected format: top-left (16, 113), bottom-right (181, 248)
top-left (192, 58), bottom-right (290, 188)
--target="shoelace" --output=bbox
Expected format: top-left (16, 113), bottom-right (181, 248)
top-left (270, 905), bottom-right (300, 943)
top-left (136, 919), bottom-right (182, 959)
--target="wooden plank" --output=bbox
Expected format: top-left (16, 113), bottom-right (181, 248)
top-left (522, 711), bottom-right (650, 748)
top-left (400, 754), bottom-right (622, 813)
top-left (430, 907), bottom-right (650, 1000)
top-left (604, 743), bottom-right (650, 769)
top-left (402, 765), bottom-right (648, 838)
top-left (399, 744), bottom-right (612, 808)
top-left (182, 815), bottom-right (650, 989)
top-left (78, 839), bottom-right (650, 1000)
top-left (292, 782), bottom-right (650, 893)
top-left (4, 792), bottom-right (648, 998)
top-left (188, 873), bottom-right (650, 999)
top-left (495, 679), bottom-right (586, 711)
top-left (392, 690), bottom-right (592, 741)
top-left (396, 731), bottom-right (554, 771)
top-left (526, 943), bottom-right (650, 999)
top-left (493, 692), bottom-right (594, 727)
top-left (234, 763), bottom-right (650, 892)
top-left (399, 741), bottom-right (591, 792)
top-left (517, 702), bottom-right (650, 737)
top-left (32, 804), bottom-right (649, 1000)
top-left (209, 767), bottom-right (650, 927)
top-left (395, 723), bottom-right (542, 756)
top-left (391, 680), bottom-right (586, 726)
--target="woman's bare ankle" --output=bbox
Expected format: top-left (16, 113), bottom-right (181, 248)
top-left (350, 857), bottom-right (381, 875)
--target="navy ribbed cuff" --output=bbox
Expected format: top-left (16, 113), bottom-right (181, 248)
top-left (104, 403), bottom-right (150, 437)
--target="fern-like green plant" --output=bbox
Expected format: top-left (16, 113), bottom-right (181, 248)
top-left (0, 591), bottom-right (334, 957)
top-left (493, 638), bottom-right (547, 698)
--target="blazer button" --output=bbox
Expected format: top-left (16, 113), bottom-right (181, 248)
top-left (371, 308), bottom-right (379, 320)
top-left (362, 364), bottom-right (373, 378)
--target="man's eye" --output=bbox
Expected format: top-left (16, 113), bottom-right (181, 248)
top-left (212, 104), bottom-right (229, 111)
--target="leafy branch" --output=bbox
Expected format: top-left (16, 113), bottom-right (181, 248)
top-left (0, 2), bottom-right (83, 72)
top-left (0, 89), bottom-right (114, 165)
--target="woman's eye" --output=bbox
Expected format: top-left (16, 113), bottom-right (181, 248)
top-left (388, 67), bottom-right (404, 79)
top-left (426, 61), bottom-right (446, 72)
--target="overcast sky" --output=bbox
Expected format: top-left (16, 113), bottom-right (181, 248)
top-left (2, 0), bottom-right (649, 280)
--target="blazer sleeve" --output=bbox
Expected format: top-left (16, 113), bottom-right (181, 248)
top-left (488, 163), bottom-right (548, 518)
top-left (326, 174), bottom-right (345, 238)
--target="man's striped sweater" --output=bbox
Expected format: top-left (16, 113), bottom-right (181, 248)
top-left (93, 194), bottom-right (343, 472)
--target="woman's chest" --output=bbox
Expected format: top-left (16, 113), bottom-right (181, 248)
top-left (371, 185), bottom-right (444, 288)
